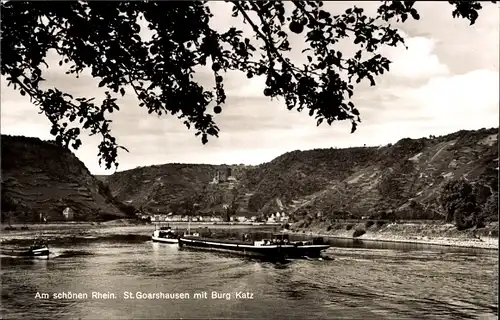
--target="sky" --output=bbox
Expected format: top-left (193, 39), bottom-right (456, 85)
top-left (1, 1), bottom-right (499, 175)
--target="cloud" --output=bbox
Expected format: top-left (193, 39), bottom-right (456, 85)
top-left (409, 69), bottom-right (499, 129)
top-left (382, 35), bottom-right (450, 80)
top-left (394, 1), bottom-right (499, 74)
top-left (350, 69), bottom-right (499, 140)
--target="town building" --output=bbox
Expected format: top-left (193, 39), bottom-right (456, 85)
top-left (63, 207), bottom-right (74, 220)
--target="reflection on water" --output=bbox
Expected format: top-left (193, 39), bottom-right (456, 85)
top-left (1, 226), bottom-right (498, 319)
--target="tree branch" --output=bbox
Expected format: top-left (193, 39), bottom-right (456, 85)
top-left (232, 2), bottom-right (298, 76)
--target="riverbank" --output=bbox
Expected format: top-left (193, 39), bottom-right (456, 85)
top-left (1, 220), bottom-right (142, 231)
top-left (1, 219), bottom-right (276, 232)
top-left (292, 221), bottom-right (499, 250)
top-left (2, 219), bottom-right (498, 250)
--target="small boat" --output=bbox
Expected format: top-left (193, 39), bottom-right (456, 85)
top-left (0, 240), bottom-right (50, 259)
top-left (178, 232), bottom-right (330, 260)
top-left (151, 226), bottom-right (179, 244)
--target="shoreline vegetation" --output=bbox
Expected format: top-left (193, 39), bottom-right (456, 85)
top-left (1, 219), bottom-right (497, 250)
top-left (291, 220), bottom-right (499, 250)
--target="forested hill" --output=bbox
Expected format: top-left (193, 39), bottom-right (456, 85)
top-left (2, 128), bottom-right (497, 227)
top-left (104, 127), bottom-right (498, 229)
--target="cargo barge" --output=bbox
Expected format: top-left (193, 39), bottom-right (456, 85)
top-left (178, 233), bottom-right (329, 260)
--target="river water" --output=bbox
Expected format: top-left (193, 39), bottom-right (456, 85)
top-left (1, 226), bottom-right (498, 319)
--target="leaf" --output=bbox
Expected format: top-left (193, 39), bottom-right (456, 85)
top-left (351, 122), bottom-right (357, 134)
top-left (368, 75), bottom-right (376, 86)
top-left (410, 9), bottom-right (420, 20)
top-left (120, 88), bottom-right (125, 96)
top-left (469, 10), bottom-right (478, 25)
top-left (307, 56), bottom-right (312, 63)
top-left (354, 50), bottom-right (362, 60)
top-left (317, 118), bottom-right (323, 126)
top-left (118, 146), bottom-right (130, 152)
top-left (98, 80), bottom-right (106, 87)
top-left (72, 139), bottom-right (82, 149)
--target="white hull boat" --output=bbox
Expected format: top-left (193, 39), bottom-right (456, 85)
top-left (151, 234), bottom-right (179, 244)
top-left (151, 227), bottom-right (179, 244)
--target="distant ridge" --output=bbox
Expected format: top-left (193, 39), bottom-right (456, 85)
top-left (2, 127), bottom-right (497, 227)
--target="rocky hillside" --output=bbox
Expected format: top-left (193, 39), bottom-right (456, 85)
top-left (1, 135), bottom-right (132, 223)
top-left (247, 128), bottom-right (498, 227)
top-left (104, 128), bottom-right (498, 227)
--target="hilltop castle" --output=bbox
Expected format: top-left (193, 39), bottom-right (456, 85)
top-left (210, 167), bottom-right (236, 184)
